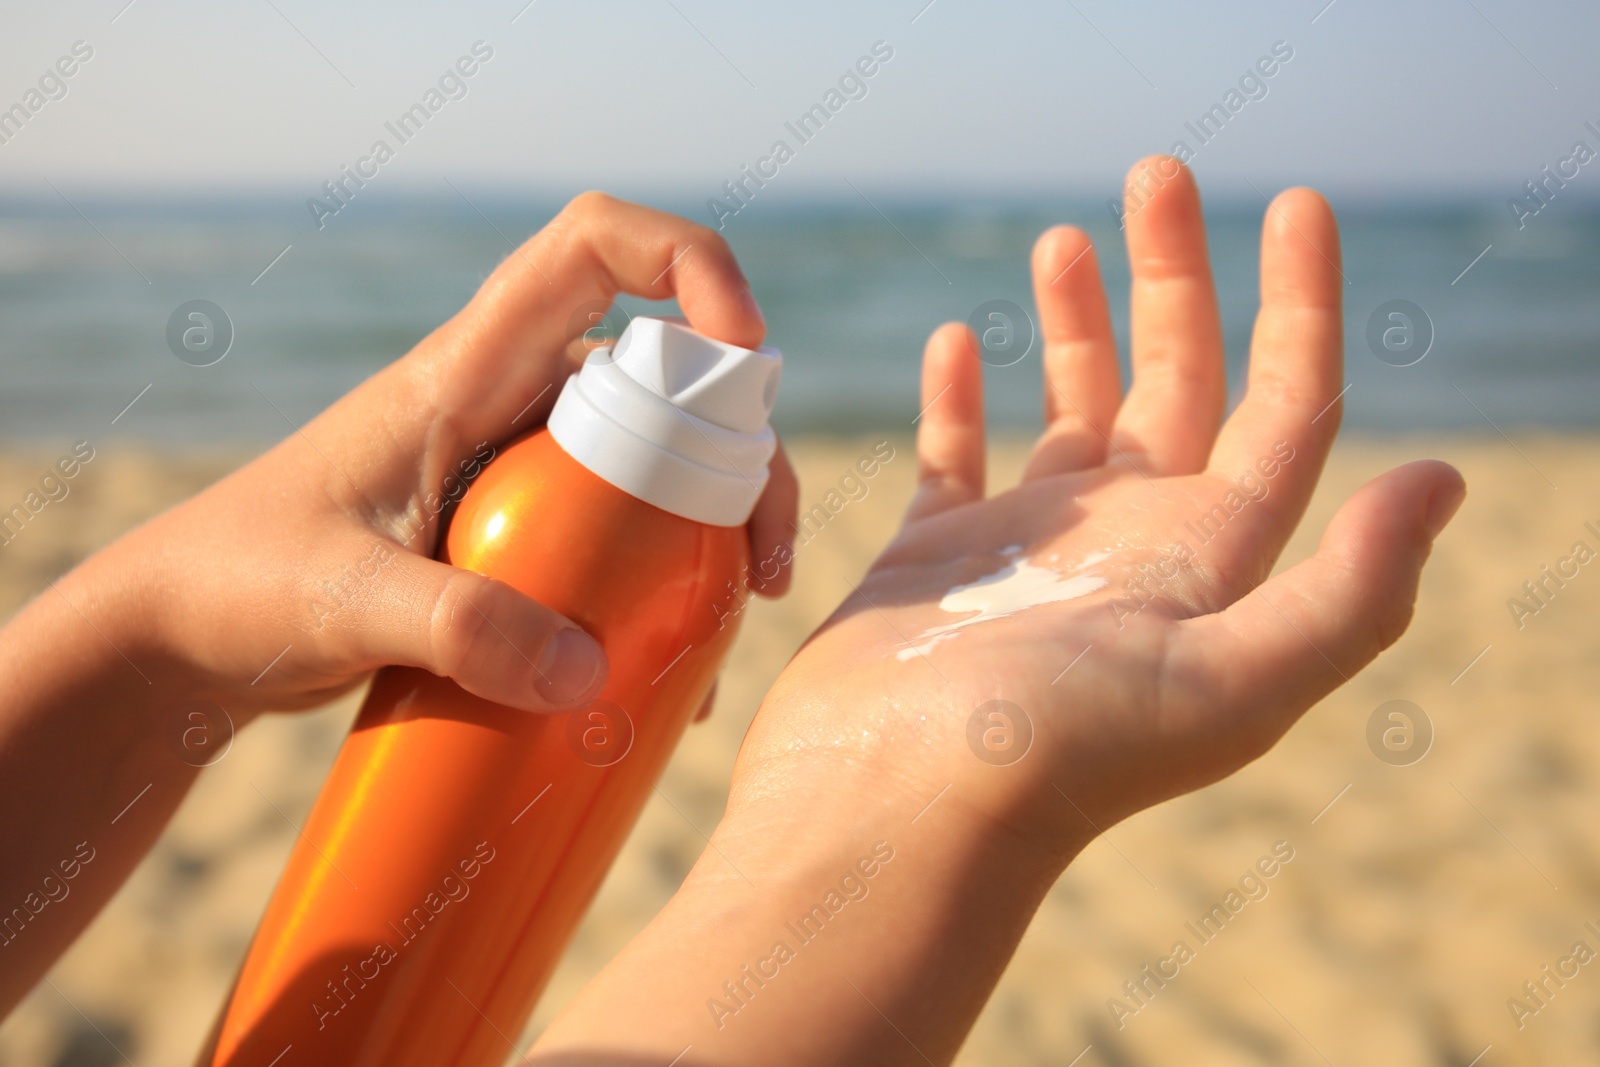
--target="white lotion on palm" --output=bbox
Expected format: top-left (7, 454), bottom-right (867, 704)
top-left (895, 550), bottom-right (1108, 662)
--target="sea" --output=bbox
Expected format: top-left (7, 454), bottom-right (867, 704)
top-left (0, 191), bottom-right (1595, 444)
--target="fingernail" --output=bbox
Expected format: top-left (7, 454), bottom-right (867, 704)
top-left (737, 287), bottom-right (765, 330)
top-left (535, 628), bottom-right (606, 705)
top-left (1423, 480), bottom-right (1466, 540)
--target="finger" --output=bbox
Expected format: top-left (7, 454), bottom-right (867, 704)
top-left (485, 191), bottom-right (764, 349)
top-left (1023, 226), bottom-right (1122, 479)
top-left (1177, 461), bottom-right (1465, 748)
top-left (1204, 188), bottom-right (1344, 567)
top-left (905, 323), bottom-right (985, 523)
top-left (420, 192), bottom-right (766, 450)
top-left (353, 553), bottom-right (609, 713)
top-left (747, 438), bottom-right (798, 598)
top-left (693, 680), bottom-right (719, 724)
top-left (1109, 155), bottom-right (1226, 476)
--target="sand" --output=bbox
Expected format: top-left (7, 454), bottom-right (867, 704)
top-left (2, 433), bottom-right (1598, 1067)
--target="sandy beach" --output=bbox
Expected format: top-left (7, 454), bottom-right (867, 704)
top-left (2, 433), bottom-right (1598, 1067)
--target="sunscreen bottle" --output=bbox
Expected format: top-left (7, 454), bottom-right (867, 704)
top-left (199, 317), bottom-right (781, 1067)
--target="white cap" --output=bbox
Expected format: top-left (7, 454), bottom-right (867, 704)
top-left (547, 316), bottom-right (782, 527)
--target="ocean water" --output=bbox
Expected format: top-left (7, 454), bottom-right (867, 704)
top-left (0, 192), bottom-right (1595, 443)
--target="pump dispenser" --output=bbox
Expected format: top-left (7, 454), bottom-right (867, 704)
top-left (198, 317), bottom-right (781, 1067)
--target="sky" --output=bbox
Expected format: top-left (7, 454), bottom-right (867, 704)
top-left (0, 0), bottom-right (1596, 209)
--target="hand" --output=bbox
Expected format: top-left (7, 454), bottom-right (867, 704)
top-left (732, 157), bottom-right (1464, 859)
top-left (0, 193), bottom-right (798, 1012)
top-left (88, 192), bottom-right (797, 722)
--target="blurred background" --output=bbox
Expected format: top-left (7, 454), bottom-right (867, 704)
top-left (1, 1), bottom-right (1598, 1064)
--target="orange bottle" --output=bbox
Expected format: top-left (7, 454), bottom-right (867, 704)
top-left (198, 317), bottom-right (782, 1067)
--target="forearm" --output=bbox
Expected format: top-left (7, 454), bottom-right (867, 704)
top-left (0, 554), bottom-right (199, 1010)
top-left (529, 754), bottom-right (1080, 1066)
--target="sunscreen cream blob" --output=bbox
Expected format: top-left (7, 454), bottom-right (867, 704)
top-left (895, 550), bottom-right (1108, 662)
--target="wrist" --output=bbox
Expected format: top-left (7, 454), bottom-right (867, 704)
top-left (46, 536), bottom-right (211, 735)
top-left (714, 769), bottom-right (1075, 899)
top-left (719, 687), bottom-right (1098, 889)
top-left (695, 695), bottom-right (1091, 977)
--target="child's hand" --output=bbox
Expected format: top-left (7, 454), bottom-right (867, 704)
top-left (84, 193), bottom-right (796, 722)
top-left (733, 158), bottom-right (1463, 859)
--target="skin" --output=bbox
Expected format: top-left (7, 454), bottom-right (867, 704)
top-left (0, 192), bottom-right (797, 1017)
top-left (526, 158), bottom-right (1466, 1065)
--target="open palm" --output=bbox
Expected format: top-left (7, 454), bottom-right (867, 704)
top-left (741, 158), bottom-right (1464, 849)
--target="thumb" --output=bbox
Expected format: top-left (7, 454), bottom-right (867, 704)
top-left (363, 554), bottom-right (608, 713)
top-left (1183, 459), bottom-right (1466, 740)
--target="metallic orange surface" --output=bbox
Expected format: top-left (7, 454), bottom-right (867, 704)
top-left (199, 429), bottom-right (748, 1067)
